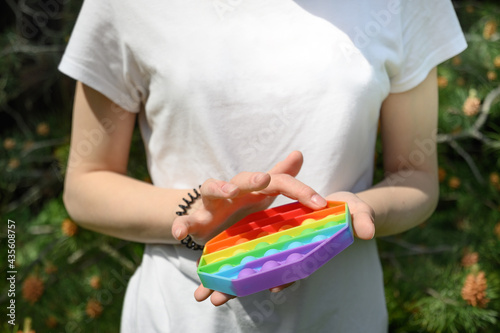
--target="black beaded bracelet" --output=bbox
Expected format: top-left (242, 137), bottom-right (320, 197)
top-left (175, 186), bottom-right (204, 251)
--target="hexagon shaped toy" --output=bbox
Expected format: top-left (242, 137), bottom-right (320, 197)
top-left (197, 200), bottom-right (353, 296)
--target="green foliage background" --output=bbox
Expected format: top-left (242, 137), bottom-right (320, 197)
top-left (1, 1), bottom-right (499, 332)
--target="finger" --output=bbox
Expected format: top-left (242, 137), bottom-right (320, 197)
top-left (352, 210), bottom-right (376, 240)
top-left (194, 284), bottom-right (213, 302)
top-left (229, 172), bottom-right (271, 193)
top-left (201, 179), bottom-right (240, 200)
top-left (260, 174), bottom-right (327, 209)
top-left (268, 151), bottom-right (303, 177)
top-left (270, 282), bottom-right (294, 293)
top-left (210, 291), bottom-right (236, 306)
top-left (325, 192), bottom-right (376, 239)
top-left (171, 208), bottom-right (214, 240)
top-left (171, 215), bottom-right (191, 241)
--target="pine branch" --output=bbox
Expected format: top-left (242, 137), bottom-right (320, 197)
top-left (3, 175), bottom-right (59, 214)
top-left (0, 44), bottom-right (65, 58)
top-left (435, 86), bottom-right (500, 185)
top-left (437, 85), bottom-right (500, 144)
top-left (474, 86), bottom-right (500, 132)
top-left (448, 140), bottom-right (485, 184)
top-left (1, 104), bottom-right (32, 138)
top-left (425, 288), bottom-right (459, 306)
top-left (20, 137), bottom-right (68, 158)
top-left (379, 236), bottom-right (454, 257)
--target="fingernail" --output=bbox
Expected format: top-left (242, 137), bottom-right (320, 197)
top-left (174, 228), bottom-right (182, 240)
top-left (311, 194), bottom-right (327, 208)
top-left (253, 173), bottom-right (266, 183)
top-left (222, 183), bottom-right (238, 194)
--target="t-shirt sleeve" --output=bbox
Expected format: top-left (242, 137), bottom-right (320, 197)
top-left (389, 0), bottom-right (467, 93)
top-left (58, 0), bottom-right (145, 112)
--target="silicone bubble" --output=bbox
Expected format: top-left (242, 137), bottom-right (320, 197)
top-left (286, 252), bottom-right (303, 264)
top-left (278, 235), bottom-right (293, 243)
top-left (218, 264), bottom-right (233, 272)
top-left (260, 260), bottom-right (280, 272)
top-left (264, 249), bottom-right (279, 257)
top-left (312, 234), bottom-right (328, 243)
top-left (255, 242), bottom-right (269, 250)
top-left (279, 225), bottom-right (293, 231)
top-left (301, 228), bottom-right (315, 235)
top-left (238, 268), bottom-right (256, 278)
top-left (287, 241), bottom-right (303, 250)
top-left (197, 200), bottom-right (353, 296)
top-left (241, 256), bottom-right (256, 265)
top-left (233, 249), bottom-right (247, 256)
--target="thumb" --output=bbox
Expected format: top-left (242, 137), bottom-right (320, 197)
top-left (171, 215), bottom-right (191, 241)
top-left (352, 210), bottom-right (376, 240)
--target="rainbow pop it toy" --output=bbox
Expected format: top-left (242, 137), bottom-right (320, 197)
top-left (197, 201), bottom-right (353, 296)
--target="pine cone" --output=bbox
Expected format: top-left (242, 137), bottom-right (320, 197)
top-left (438, 167), bottom-right (447, 183)
top-left (494, 56), bottom-right (500, 68)
top-left (437, 76), bottom-right (448, 88)
top-left (61, 218), bottom-right (78, 237)
top-left (452, 56), bottom-right (462, 66)
top-left (487, 70), bottom-right (497, 81)
top-left (490, 172), bottom-right (500, 186)
top-left (483, 20), bottom-right (497, 40)
top-left (3, 138), bottom-right (16, 150)
top-left (36, 122), bottom-right (50, 136)
top-left (89, 276), bottom-right (101, 290)
top-left (7, 158), bottom-right (20, 170)
top-left (461, 271), bottom-right (490, 308)
top-left (22, 276), bottom-right (45, 304)
top-left (86, 299), bottom-right (103, 318)
top-left (462, 96), bottom-right (481, 116)
top-left (461, 252), bottom-right (479, 267)
top-left (494, 222), bottom-right (500, 239)
top-left (448, 176), bottom-right (461, 189)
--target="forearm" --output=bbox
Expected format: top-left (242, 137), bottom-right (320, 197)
top-left (63, 170), bottom-right (190, 244)
top-left (356, 170), bottom-right (439, 237)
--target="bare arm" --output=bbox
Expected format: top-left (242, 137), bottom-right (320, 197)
top-left (328, 68), bottom-right (440, 239)
top-left (63, 81), bottom-right (188, 243)
top-left (63, 82), bottom-right (326, 244)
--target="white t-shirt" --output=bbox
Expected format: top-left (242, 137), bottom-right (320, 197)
top-left (59, 0), bottom-right (466, 332)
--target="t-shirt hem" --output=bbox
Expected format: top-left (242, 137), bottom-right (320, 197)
top-left (389, 34), bottom-right (467, 93)
top-left (58, 56), bottom-right (140, 113)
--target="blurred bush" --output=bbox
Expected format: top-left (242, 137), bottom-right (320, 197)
top-left (0, 1), bottom-right (499, 332)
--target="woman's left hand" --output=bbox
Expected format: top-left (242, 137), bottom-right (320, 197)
top-left (325, 191), bottom-right (376, 240)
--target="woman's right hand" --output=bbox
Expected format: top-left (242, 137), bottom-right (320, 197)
top-left (171, 151), bottom-right (327, 306)
top-left (171, 151), bottom-right (327, 246)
